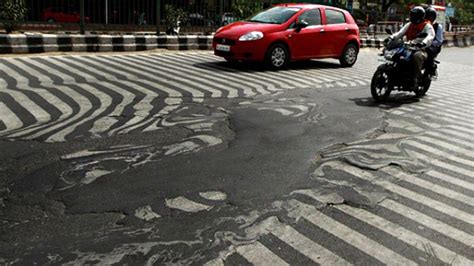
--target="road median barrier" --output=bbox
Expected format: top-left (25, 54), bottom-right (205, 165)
top-left (0, 33), bottom-right (472, 54)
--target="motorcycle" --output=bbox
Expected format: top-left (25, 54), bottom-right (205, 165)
top-left (371, 29), bottom-right (439, 101)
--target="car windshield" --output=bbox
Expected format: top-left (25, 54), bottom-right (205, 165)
top-left (247, 7), bottom-right (301, 24)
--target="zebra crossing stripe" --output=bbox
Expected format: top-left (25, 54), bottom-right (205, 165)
top-left (135, 55), bottom-right (256, 97)
top-left (1, 59), bottom-right (93, 141)
top-left (0, 102), bottom-right (23, 132)
top-left (380, 199), bottom-right (474, 247)
top-left (0, 79), bottom-right (51, 126)
top-left (165, 196), bottom-right (212, 212)
top-left (52, 56), bottom-right (170, 136)
top-left (381, 167), bottom-right (474, 207)
top-left (21, 58), bottom-right (114, 142)
top-left (121, 55), bottom-right (239, 98)
top-left (235, 241), bottom-right (289, 266)
top-left (0, 64), bottom-right (75, 138)
top-left (323, 160), bottom-right (474, 225)
top-left (417, 134), bottom-right (474, 155)
top-left (157, 54), bottom-right (275, 95)
top-left (261, 216), bottom-right (351, 265)
top-left (335, 205), bottom-right (472, 265)
top-left (40, 57), bottom-right (136, 135)
top-left (170, 53), bottom-right (283, 91)
top-left (403, 139), bottom-right (474, 166)
top-left (426, 170), bottom-right (474, 193)
top-left (407, 149), bottom-right (474, 179)
top-left (286, 199), bottom-right (418, 265)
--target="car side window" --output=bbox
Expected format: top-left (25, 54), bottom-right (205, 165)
top-left (325, 9), bottom-right (346, 24)
top-left (298, 9), bottom-right (322, 26)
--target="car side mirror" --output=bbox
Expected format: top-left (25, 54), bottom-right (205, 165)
top-left (295, 20), bottom-right (309, 33)
top-left (385, 28), bottom-right (393, 35)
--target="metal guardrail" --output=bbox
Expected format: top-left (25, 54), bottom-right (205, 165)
top-left (2, 0), bottom-right (241, 34)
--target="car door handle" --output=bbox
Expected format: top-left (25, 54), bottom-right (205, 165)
top-left (345, 27), bottom-right (350, 31)
top-left (320, 29), bottom-right (325, 33)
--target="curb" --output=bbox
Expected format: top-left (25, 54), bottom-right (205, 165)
top-left (0, 34), bottom-right (472, 54)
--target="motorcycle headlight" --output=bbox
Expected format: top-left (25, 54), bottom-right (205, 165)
top-left (384, 50), bottom-right (397, 60)
top-left (239, 31), bottom-right (264, 41)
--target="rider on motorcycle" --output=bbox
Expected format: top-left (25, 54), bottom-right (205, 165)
top-left (424, 6), bottom-right (443, 77)
top-left (387, 6), bottom-right (435, 88)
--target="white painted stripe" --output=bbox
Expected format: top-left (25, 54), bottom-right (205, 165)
top-left (397, 105), bottom-right (474, 126)
top-left (108, 55), bottom-right (222, 98)
top-left (266, 217), bottom-right (351, 265)
top-left (2, 59), bottom-right (92, 141)
top-left (0, 80), bottom-right (51, 128)
top-left (75, 56), bottom-right (167, 135)
top-left (324, 161), bottom-right (474, 225)
top-left (420, 133), bottom-right (474, 153)
top-left (287, 199), bottom-right (417, 265)
top-left (380, 199), bottom-right (474, 246)
top-left (169, 54), bottom-right (281, 93)
top-left (403, 139), bottom-right (474, 167)
top-left (382, 167), bottom-right (474, 207)
top-left (426, 170), bottom-right (474, 192)
top-left (407, 149), bottom-right (474, 179)
top-left (438, 127), bottom-right (474, 141)
top-left (157, 53), bottom-right (270, 94)
top-left (23, 59), bottom-right (114, 142)
top-left (126, 55), bottom-right (240, 98)
top-left (133, 55), bottom-right (252, 98)
top-left (0, 64), bottom-right (74, 138)
top-left (336, 204), bottom-right (472, 265)
top-left (44, 57), bottom-right (136, 135)
top-left (185, 53), bottom-right (298, 89)
top-left (165, 196), bottom-right (212, 212)
top-left (55, 57), bottom-right (171, 136)
top-left (236, 241), bottom-right (289, 266)
top-left (0, 102), bottom-right (23, 132)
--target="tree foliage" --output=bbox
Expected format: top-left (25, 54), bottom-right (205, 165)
top-left (0, 0), bottom-right (27, 33)
top-left (231, 0), bottom-right (263, 20)
top-left (448, 0), bottom-right (474, 24)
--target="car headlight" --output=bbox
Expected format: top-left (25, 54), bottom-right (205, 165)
top-left (239, 31), bottom-right (264, 41)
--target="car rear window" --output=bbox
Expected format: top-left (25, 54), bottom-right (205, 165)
top-left (325, 9), bottom-right (346, 24)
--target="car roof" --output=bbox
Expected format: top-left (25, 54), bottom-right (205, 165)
top-left (274, 3), bottom-right (345, 11)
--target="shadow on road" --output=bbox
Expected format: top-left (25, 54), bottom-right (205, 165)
top-left (193, 59), bottom-right (343, 73)
top-left (350, 94), bottom-right (421, 109)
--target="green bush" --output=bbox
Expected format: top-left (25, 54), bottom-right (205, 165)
top-left (231, 0), bottom-right (263, 20)
top-left (0, 0), bottom-right (27, 33)
top-left (164, 4), bottom-right (187, 34)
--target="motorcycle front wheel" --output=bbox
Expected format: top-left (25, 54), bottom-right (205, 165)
top-left (371, 68), bottom-right (392, 101)
top-left (415, 74), bottom-right (431, 97)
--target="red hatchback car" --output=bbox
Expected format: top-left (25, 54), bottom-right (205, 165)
top-left (41, 7), bottom-right (90, 23)
top-left (213, 4), bottom-right (360, 69)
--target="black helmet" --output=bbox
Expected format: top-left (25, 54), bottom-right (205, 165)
top-left (425, 6), bottom-right (437, 22)
top-left (410, 6), bottom-right (425, 24)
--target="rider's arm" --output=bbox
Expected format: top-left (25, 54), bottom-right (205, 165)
top-left (391, 23), bottom-right (410, 39)
top-left (421, 23), bottom-right (435, 47)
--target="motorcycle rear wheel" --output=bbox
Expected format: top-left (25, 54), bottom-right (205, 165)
top-left (371, 69), bottom-right (392, 101)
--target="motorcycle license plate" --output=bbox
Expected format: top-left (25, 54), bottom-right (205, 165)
top-left (216, 44), bottom-right (230, 52)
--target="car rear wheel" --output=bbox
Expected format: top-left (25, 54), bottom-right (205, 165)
top-left (266, 43), bottom-right (289, 70)
top-left (340, 43), bottom-right (358, 67)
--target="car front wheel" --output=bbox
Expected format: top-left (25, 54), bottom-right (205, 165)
top-left (340, 43), bottom-right (358, 67)
top-left (266, 43), bottom-right (289, 70)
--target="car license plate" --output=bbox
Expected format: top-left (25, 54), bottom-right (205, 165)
top-left (216, 44), bottom-right (230, 52)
